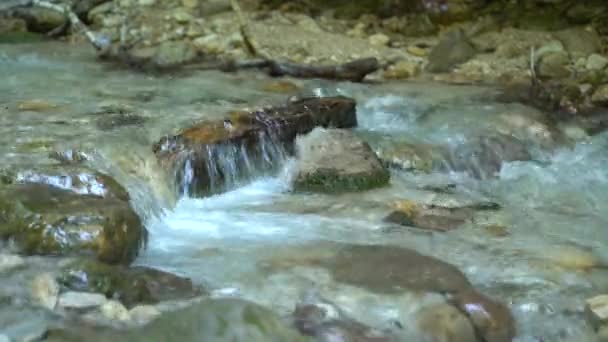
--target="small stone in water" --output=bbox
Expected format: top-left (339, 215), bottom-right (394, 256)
top-left (16, 99), bottom-right (60, 112)
top-left (101, 300), bottom-right (130, 321)
top-left (31, 273), bottom-right (59, 310)
top-left (58, 291), bottom-right (107, 310)
top-left (585, 295), bottom-right (608, 329)
top-left (129, 305), bottom-right (161, 325)
top-left (0, 254), bottom-right (25, 273)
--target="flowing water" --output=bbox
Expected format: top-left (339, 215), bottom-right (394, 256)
top-left (2, 42), bottom-right (608, 341)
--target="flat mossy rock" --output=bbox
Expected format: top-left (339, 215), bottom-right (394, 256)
top-left (293, 128), bottom-right (389, 193)
top-left (0, 183), bottom-right (146, 264)
top-left (58, 260), bottom-right (204, 307)
top-left (153, 96), bottom-right (357, 197)
top-left (47, 299), bottom-right (312, 342)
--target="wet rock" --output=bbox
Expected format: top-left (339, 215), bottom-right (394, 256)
top-left (542, 245), bottom-right (602, 270)
top-left (538, 52), bottom-right (571, 79)
top-left (58, 291), bottom-right (107, 310)
top-left (586, 54), bottom-right (608, 71)
top-left (482, 224), bottom-right (510, 238)
top-left (153, 96), bottom-right (357, 197)
top-left (444, 134), bottom-right (532, 179)
top-left (0, 183), bottom-right (146, 264)
top-left (100, 300), bottom-right (130, 321)
top-left (49, 149), bottom-right (90, 164)
top-left (5, 165), bottom-right (129, 201)
top-left (96, 112), bottom-right (147, 131)
top-left (293, 128), bottom-right (389, 193)
top-left (375, 142), bottom-right (446, 172)
top-left (58, 260), bottom-right (204, 308)
top-left (31, 273), bottom-right (59, 310)
top-left (383, 60), bottom-right (421, 79)
top-left (0, 253), bottom-right (25, 273)
top-left (416, 303), bottom-right (476, 342)
top-left (426, 29), bottom-right (476, 73)
top-left (384, 199), bottom-right (491, 232)
top-left (125, 298), bottom-right (309, 341)
top-left (129, 304), bottom-right (161, 324)
top-left (294, 293), bottom-right (395, 341)
top-left (451, 289), bottom-right (516, 342)
top-left (16, 99), bottom-right (60, 112)
top-left (320, 244), bottom-right (516, 341)
top-left (592, 85), bottom-right (608, 106)
top-left (321, 244), bottom-right (472, 294)
top-left (586, 295), bottom-right (608, 330)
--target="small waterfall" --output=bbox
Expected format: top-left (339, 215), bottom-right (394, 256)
top-left (171, 130), bottom-right (289, 198)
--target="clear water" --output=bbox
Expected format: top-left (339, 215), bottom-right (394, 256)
top-left (1, 42), bottom-right (608, 341)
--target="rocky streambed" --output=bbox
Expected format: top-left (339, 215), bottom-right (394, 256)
top-left (1, 42), bottom-right (608, 342)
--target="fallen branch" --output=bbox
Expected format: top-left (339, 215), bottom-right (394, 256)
top-left (229, 0), bottom-right (267, 58)
top-left (0, 0), bottom-right (109, 51)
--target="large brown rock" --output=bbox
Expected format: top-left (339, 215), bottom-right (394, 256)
top-left (153, 96), bottom-right (358, 197)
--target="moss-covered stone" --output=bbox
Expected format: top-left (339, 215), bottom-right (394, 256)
top-left (293, 128), bottom-right (389, 193)
top-left (154, 97), bottom-right (358, 197)
top-left (58, 260), bottom-right (204, 307)
top-left (0, 183), bottom-right (146, 264)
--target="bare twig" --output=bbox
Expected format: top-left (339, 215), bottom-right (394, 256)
top-left (229, 0), bottom-right (270, 59)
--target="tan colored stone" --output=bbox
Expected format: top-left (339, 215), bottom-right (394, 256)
top-left (586, 295), bottom-right (608, 329)
top-left (129, 305), bottom-right (161, 325)
top-left (383, 60), bottom-right (421, 79)
top-left (417, 303), bottom-right (477, 342)
top-left (543, 245), bottom-right (601, 270)
top-left (407, 45), bottom-right (428, 57)
top-left (16, 99), bottom-right (60, 112)
top-left (369, 33), bottom-right (390, 47)
top-left (31, 273), bottom-right (59, 310)
top-left (101, 300), bottom-right (130, 321)
top-left (586, 54), bottom-right (608, 71)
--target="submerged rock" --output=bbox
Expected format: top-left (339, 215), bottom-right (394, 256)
top-left (129, 298), bottom-right (309, 341)
top-left (375, 141), bottom-right (446, 173)
top-left (383, 199), bottom-right (498, 232)
top-left (0, 183), bottom-right (146, 264)
top-left (293, 293), bottom-right (396, 341)
top-left (416, 303), bottom-right (477, 342)
top-left (293, 128), bottom-right (389, 193)
top-left (153, 96), bottom-right (357, 197)
top-left (319, 244), bottom-right (515, 342)
top-left (444, 133), bottom-right (531, 179)
top-left (58, 260), bottom-right (204, 308)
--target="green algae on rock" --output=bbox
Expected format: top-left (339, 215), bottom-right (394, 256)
top-left (293, 128), bottom-right (389, 193)
top-left (58, 260), bottom-right (204, 308)
top-left (0, 183), bottom-right (146, 264)
top-left (153, 96), bottom-right (358, 197)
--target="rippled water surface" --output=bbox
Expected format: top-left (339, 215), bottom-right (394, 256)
top-left (2, 42), bottom-right (608, 341)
